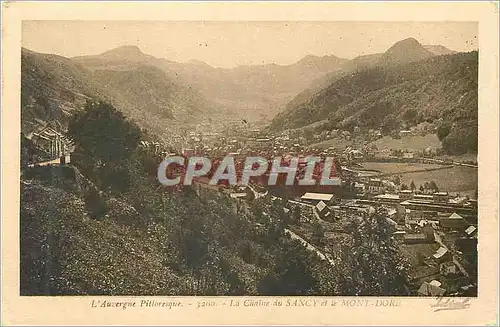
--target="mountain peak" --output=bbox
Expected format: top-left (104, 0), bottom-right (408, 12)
top-left (379, 37), bottom-right (433, 65)
top-left (394, 37), bottom-right (421, 46)
top-left (99, 45), bottom-right (153, 62)
top-left (102, 45), bottom-right (142, 55)
top-left (295, 54), bottom-right (347, 72)
top-left (298, 54), bottom-right (340, 64)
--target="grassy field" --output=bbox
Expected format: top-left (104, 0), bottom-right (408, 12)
top-left (361, 162), bottom-right (446, 174)
top-left (369, 134), bottom-right (441, 151)
top-left (360, 162), bottom-right (477, 195)
top-left (437, 153), bottom-right (478, 164)
top-left (399, 166), bottom-right (478, 196)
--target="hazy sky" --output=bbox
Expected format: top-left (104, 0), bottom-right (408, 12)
top-left (22, 21), bottom-right (478, 68)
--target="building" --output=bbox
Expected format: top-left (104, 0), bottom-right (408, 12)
top-left (347, 149), bottom-right (364, 161)
top-left (465, 225), bottom-right (477, 237)
top-left (393, 230), bottom-right (406, 240)
top-left (403, 152), bottom-right (415, 159)
top-left (399, 190), bottom-right (413, 200)
top-left (367, 179), bottom-right (385, 194)
top-left (29, 127), bottom-right (72, 158)
top-left (399, 130), bottom-right (412, 137)
top-left (300, 192), bottom-right (334, 205)
top-left (433, 192), bottom-right (449, 203)
top-left (404, 233), bottom-right (431, 244)
top-left (374, 193), bottom-right (400, 203)
top-left (432, 247), bottom-right (450, 261)
top-left (354, 182), bottom-right (366, 195)
top-left (315, 201), bottom-right (333, 220)
top-left (229, 192), bottom-right (248, 199)
top-left (439, 213), bottom-right (467, 231)
top-left (413, 194), bottom-right (434, 202)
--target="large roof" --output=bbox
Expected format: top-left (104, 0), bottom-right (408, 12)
top-left (301, 193), bottom-right (334, 201)
top-left (374, 194), bottom-right (400, 200)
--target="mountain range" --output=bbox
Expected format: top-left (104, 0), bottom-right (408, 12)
top-left (71, 40), bottom-right (457, 122)
top-left (72, 46), bottom-right (350, 121)
top-left (269, 38), bottom-right (477, 154)
top-left (21, 37), bottom-right (472, 153)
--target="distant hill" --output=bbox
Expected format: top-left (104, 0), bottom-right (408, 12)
top-left (91, 65), bottom-right (216, 123)
top-left (423, 45), bottom-right (457, 56)
top-left (21, 48), bottom-right (220, 137)
top-left (269, 47), bottom-right (478, 154)
top-left (73, 45), bottom-right (155, 63)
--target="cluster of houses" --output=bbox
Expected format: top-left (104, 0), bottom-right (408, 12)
top-left (157, 119), bottom-right (477, 296)
top-left (361, 189), bottom-right (476, 295)
top-left (244, 186), bottom-right (478, 296)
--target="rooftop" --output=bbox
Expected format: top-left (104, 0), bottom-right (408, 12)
top-left (465, 225), bottom-right (477, 235)
top-left (316, 201), bottom-right (327, 212)
top-left (301, 192), bottom-right (334, 201)
top-left (374, 194), bottom-right (400, 200)
top-left (449, 212), bottom-right (463, 220)
top-left (404, 233), bottom-right (428, 240)
top-left (229, 193), bottom-right (247, 198)
top-left (433, 247), bottom-right (449, 259)
top-left (414, 194), bottom-right (434, 199)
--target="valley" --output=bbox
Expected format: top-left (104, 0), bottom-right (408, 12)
top-left (20, 32), bottom-right (478, 297)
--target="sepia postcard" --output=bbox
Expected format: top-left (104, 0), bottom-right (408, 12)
top-left (1, 1), bottom-right (499, 326)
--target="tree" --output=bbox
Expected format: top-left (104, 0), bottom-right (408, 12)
top-left (311, 221), bottom-right (325, 246)
top-left (292, 206), bottom-right (302, 224)
top-left (429, 181), bottom-right (439, 192)
top-left (437, 121), bottom-right (452, 141)
top-left (258, 240), bottom-right (321, 295)
top-left (401, 183), bottom-right (408, 190)
top-left (336, 207), bottom-right (410, 295)
top-left (402, 108), bottom-right (417, 124)
top-left (67, 100), bottom-right (142, 193)
top-left (419, 185), bottom-right (425, 193)
top-left (67, 100), bottom-right (141, 167)
top-left (410, 180), bottom-right (416, 191)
